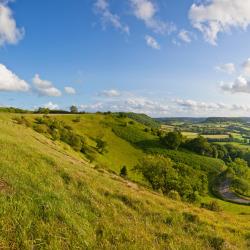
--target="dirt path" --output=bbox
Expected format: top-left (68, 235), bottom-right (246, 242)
top-left (218, 179), bottom-right (250, 205)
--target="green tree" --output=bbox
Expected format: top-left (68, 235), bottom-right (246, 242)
top-left (162, 131), bottom-right (182, 150)
top-left (120, 166), bottom-right (128, 177)
top-left (70, 105), bottom-right (78, 113)
top-left (96, 138), bottom-right (108, 154)
top-left (184, 136), bottom-right (212, 156)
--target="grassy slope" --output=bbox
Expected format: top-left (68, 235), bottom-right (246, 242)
top-left (0, 113), bottom-right (249, 249)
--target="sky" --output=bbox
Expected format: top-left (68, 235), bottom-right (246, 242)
top-left (1, 0), bottom-right (250, 117)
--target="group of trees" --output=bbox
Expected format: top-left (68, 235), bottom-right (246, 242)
top-left (35, 106), bottom-right (79, 114)
top-left (226, 158), bottom-right (250, 196)
top-left (134, 155), bottom-right (208, 202)
top-left (34, 116), bottom-right (86, 152)
top-left (161, 131), bottom-right (246, 163)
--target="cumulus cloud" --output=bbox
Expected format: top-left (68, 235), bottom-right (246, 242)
top-left (189, 0), bottom-right (250, 45)
top-left (175, 98), bottom-right (250, 116)
top-left (220, 76), bottom-right (250, 94)
top-left (43, 102), bottom-right (59, 110)
top-left (176, 99), bottom-right (227, 111)
top-left (99, 89), bottom-right (121, 97)
top-left (145, 35), bottom-right (160, 49)
top-left (242, 58), bottom-right (250, 77)
top-left (64, 86), bottom-right (76, 95)
top-left (130, 0), bottom-right (175, 34)
top-left (0, 2), bottom-right (24, 46)
top-left (94, 0), bottom-right (129, 34)
top-left (178, 30), bottom-right (192, 43)
top-left (80, 95), bottom-right (169, 116)
top-left (215, 63), bottom-right (235, 74)
top-left (32, 74), bottom-right (61, 97)
top-left (0, 64), bottom-right (29, 92)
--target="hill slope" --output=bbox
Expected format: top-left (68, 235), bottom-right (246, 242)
top-left (0, 113), bottom-right (249, 249)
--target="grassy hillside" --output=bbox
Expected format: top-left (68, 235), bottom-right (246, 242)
top-left (0, 113), bottom-right (249, 249)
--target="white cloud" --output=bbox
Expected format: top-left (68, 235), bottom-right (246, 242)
top-left (176, 98), bottom-right (227, 111)
top-left (220, 75), bottom-right (250, 94)
top-left (175, 98), bottom-right (250, 116)
top-left (32, 74), bottom-right (61, 97)
top-left (0, 2), bottom-right (24, 46)
top-left (130, 0), bottom-right (175, 34)
top-left (99, 89), bottom-right (121, 97)
top-left (215, 63), bottom-right (235, 74)
top-left (43, 102), bottom-right (59, 110)
top-left (80, 95), bottom-right (169, 116)
top-left (189, 0), bottom-right (250, 45)
top-left (0, 64), bottom-right (29, 92)
top-left (242, 58), bottom-right (250, 77)
top-left (64, 86), bottom-right (76, 95)
top-left (145, 35), bottom-right (160, 49)
top-left (94, 0), bottom-right (130, 34)
top-left (178, 30), bottom-right (192, 43)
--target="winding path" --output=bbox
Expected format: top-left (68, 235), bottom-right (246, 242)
top-left (218, 179), bottom-right (250, 205)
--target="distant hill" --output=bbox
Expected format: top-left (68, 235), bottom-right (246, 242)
top-left (204, 117), bottom-right (250, 123)
top-left (124, 112), bottom-right (160, 128)
top-left (156, 117), bottom-right (207, 124)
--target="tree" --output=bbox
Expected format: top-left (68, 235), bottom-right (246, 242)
top-left (70, 105), bottom-right (78, 113)
top-left (37, 107), bottom-right (50, 114)
top-left (120, 166), bottom-right (128, 177)
top-left (96, 138), bottom-right (108, 154)
top-left (162, 131), bottom-right (182, 150)
top-left (184, 136), bottom-right (212, 156)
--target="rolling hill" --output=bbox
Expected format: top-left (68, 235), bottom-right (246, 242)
top-left (0, 112), bottom-right (249, 249)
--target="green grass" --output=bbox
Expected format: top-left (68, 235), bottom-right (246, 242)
top-left (182, 132), bottom-right (198, 139)
top-left (201, 134), bottom-right (229, 139)
top-left (0, 113), bottom-right (249, 249)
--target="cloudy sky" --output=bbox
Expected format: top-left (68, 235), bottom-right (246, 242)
top-left (1, 0), bottom-right (250, 117)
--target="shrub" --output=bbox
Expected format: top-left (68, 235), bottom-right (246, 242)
top-left (33, 124), bottom-right (48, 134)
top-left (162, 131), bottom-right (182, 150)
top-left (134, 155), bottom-right (207, 201)
top-left (168, 190), bottom-right (181, 201)
top-left (182, 212), bottom-right (200, 223)
top-left (120, 166), bottom-right (128, 178)
top-left (72, 116), bottom-right (81, 123)
top-left (201, 201), bottom-right (222, 212)
top-left (206, 236), bottom-right (225, 250)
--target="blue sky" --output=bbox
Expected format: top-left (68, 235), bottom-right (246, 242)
top-left (1, 0), bottom-right (250, 117)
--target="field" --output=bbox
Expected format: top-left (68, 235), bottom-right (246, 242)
top-left (0, 112), bottom-right (249, 249)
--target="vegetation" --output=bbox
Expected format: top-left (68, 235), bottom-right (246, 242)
top-left (0, 111), bottom-right (249, 249)
top-left (134, 155), bottom-right (207, 202)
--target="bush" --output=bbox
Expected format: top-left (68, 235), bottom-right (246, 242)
top-left (162, 131), bottom-right (182, 150)
top-left (72, 116), bottom-right (81, 123)
top-left (134, 155), bottom-right (207, 201)
top-left (201, 201), bottom-right (222, 212)
top-left (168, 190), bottom-right (181, 201)
top-left (120, 166), bottom-right (128, 178)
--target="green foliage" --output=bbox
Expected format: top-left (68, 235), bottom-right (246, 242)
top-left (227, 158), bottom-right (250, 196)
top-left (120, 166), bottom-right (128, 177)
top-left (201, 201), bottom-right (222, 212)
top-left (146, 147), bottom-right (225, 175)
top-left (184, 136), bottom-right (212, 156)
top-left (96, 138), bottom-right (108, 154)
top-left (162, 131), bottom-right (183, 150)
top-left (32, 116), bottom-right (86, 152)
top-left (134, 155), bottom-right (208, 202)
top-left (13, 116), bottom-right (31, 127)
top-left (72, 116), bottom-right (81, 123)
top-left (168, 190), bottom-right (181, 201)
top-left (125, 112), bottom-right (160, 129)
top-left (36, 107), bottom-right (50, 114)
top-left (70, 105), bottom-right (78, 113)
